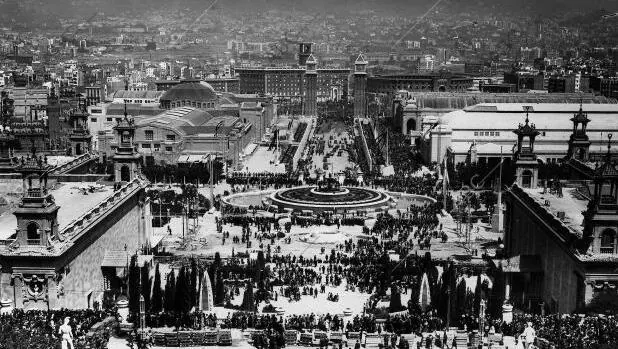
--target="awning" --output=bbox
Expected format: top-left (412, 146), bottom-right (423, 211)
top-left (101, 250), bottom-right (131, 268)
top-left (495, 255), bottom-right (543, 273)
top-left (151, 234), bottom-right (166, 248)
top-left (177, 154), bottom-right (212, 163)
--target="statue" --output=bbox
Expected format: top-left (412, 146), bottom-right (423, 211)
top-left (58, 317), bottom-right (74, 349)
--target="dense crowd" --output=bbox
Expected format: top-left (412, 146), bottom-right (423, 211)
top-left (502, 314), bottom-right (618, 349)
top-left (0, 309), bottom-right (111, 349)
top-left (220, 312), bottom-right (443, 335)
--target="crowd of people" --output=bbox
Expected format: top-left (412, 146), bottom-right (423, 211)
top-left (501, 314), bottom-right (618, 349)
top-left (0, 309), bottom-right (111, 349)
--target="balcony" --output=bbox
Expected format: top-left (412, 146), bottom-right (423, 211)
top-left (26, 188), bottom-right (47, 198)
top-left (600, 246), bottom-right (615, 254)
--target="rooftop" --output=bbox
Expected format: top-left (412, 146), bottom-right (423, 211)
top-left (521, 186), bottom-right (588, 238)
top-left (0, 182), bottom-right (115, 240)
top-left (444, 103), bottom-right (618, 132)
top-left (160, 80), bottom-right (218, 103)
top-left (112, 90), bottom-right (163, 99)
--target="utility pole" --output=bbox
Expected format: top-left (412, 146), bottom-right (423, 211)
top-left (497, 146), bottom-right (504, 234)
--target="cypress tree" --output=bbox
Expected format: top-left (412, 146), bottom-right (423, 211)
top-left (151, 263), bottom-right (163, 313)
top-left (176, 266), bottom-right (193, 313)
top-left (164, 270), bottom-right (176, 312)
top-left (190, 259), bottom-right (199, 309)
top-left (141, 263), bottom-right (151, 312)
top-left (389, 284), bottom-right (403, 312)
top-left (128, 254), bottom-right (140, 314)
top-left (241, 282), bottom-right (256, 311)
top-left (215, 271), bottom-right (225, 306)
top-left (455, 279), bottom-right (468, 321)
top-left (473, 274), bottom-right (483, 316)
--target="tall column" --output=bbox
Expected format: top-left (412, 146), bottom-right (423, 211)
top-left (353, 53), bottom-right (368, 118)
top-left (11, 274), bottom-right (23, 309)
top-left (502, 274), bottom-right (513, 324)
top-left (46, 274), bottom-right (57, 310)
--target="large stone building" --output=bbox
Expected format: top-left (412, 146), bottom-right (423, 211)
top-left (159, 80), bottom-right (220, 110)
top-left (366, 71), bottom-right (473, 95)
top-left (431, 103), bottom-right (618, 165)
top-left (98, 107), bottom-right (254, 169)
top-left (0, 122), bottom-right (151, 310)
top-left (236, 45), bottom-right (350, 113)
top-left (500, 115), bottom-right (618, 313)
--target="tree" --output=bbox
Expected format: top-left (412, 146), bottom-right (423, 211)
top-left (241, 282), bottom-right (256, 312)
top-left (479, 191), bottom-right (498, 213)
top-left (210, 252), bottom-right (221, 292)
top-left (141, 263), bottom-right (151, 312)
top-left (214, 271), bottom-right (225, 306)
top-left (175, 266), bottom-right (193, 313)
top-left (473, 274), bottom-right (483, 316)
top-left (128, 255), bottom-right (140, 314)
top-left (190, 259), bottom-right (199, 310)
top-left (467, 192), bottom-right (481, 211)
top-left (151, 264), bottom-right (163, 313)
top-left (255, 251), bottom-right (265, 282)
top-left (389, 284), bottom-right (404, 312)
top-left (455, 279), bottom-right (469, 321)
top-left (164, 270), bottom-right (176, 312)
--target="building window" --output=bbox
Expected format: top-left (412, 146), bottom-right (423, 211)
top-left (154, 144), bottom-right (160, 151)
top-left (496, 132), bottom-right (500, 136)
top-left (474, 132), bottom-right (478, 136)
top-left (91, 109), bottom-right (102, 114)
top-left (27, 222), bottom-right (40, 245)
top-left (107, 118), bottom-right (113, 122)
top-left (601, 229), bottom-right (616, 254)
top-left (484, 131), bottom-right (490, 136)
top-left (142, 143), bottom-right (151, 149)
top-left (145, 130), bottom-right (154, 140)
top-left (90, 118), bottom-right (97, 123)
top-left (166, 134), bottom-right (176, 141)
top-left (165, 146), bottom-right (173, 152)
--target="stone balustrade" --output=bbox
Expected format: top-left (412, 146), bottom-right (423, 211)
top-left (50, 153), bottom-right (95, 175)
top-left (60, 178), bottom-right (145, 244)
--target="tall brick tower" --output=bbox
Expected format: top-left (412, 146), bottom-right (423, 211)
top-left (304, 54), bottom-right (318, 116)
top-left (353, 53), bottom-right (368, 118)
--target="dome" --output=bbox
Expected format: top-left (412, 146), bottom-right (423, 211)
top-left (160, 80), bottom-right (218, 104)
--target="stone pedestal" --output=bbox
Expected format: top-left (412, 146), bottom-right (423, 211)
top-left (0, 298), bottom-right (13, 315)
top-left (502, 303), bottom-right (513, 324)
top-left (117, 299), bottom-right (130, 324)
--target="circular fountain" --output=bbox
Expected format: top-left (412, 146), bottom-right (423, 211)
top-left (267, 176), bottom-right (392, 214)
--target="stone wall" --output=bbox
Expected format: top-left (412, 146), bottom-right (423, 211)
top-left (505, 188), bottom-right (584, 313)
top-left (0, 185), bottom-right (151, 310)
top-left (56, 194), bottom-right (148, 309)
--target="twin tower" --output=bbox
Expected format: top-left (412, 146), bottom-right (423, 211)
top-left (299, 43), bottom-right (368, 118)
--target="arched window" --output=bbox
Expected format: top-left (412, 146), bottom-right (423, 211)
top-left (601, 229), bottom-right (616, 254)
top-left (407, 119), bottom-right (417, 133)
top-left (120, 165), bottom-right (131, 182)
top-left (27, 222), bottom-right (40, 244)
top-left (521, 170), bottom-right (533, 188)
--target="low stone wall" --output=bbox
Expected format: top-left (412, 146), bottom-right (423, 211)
top-left (292, 118), bottom-right (314, 171)
top-left (51, 174), bottom-right (110, 182)
top-left (356, 121), bottom-right (373, 172)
